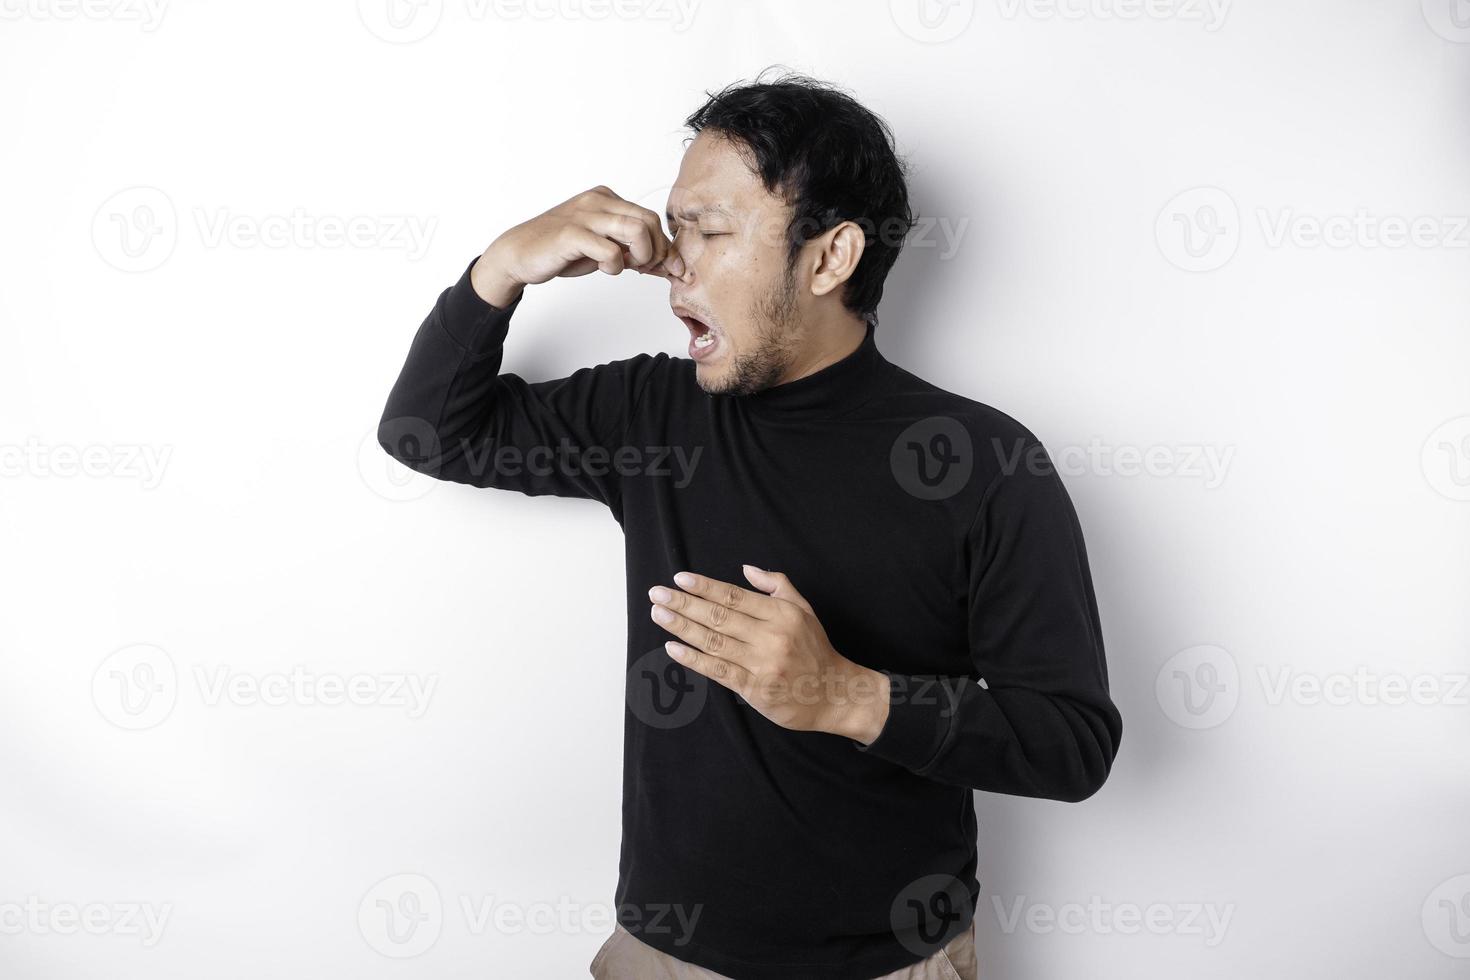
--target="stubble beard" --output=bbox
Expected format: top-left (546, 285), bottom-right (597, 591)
top-left (697, 262), bottom-right (802, 397)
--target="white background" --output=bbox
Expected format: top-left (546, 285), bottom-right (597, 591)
top-left (2, 1), bottom-right (1468, 977)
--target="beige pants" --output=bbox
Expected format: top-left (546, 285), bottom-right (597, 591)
top-left (589, 922), bottom-right (978, 980)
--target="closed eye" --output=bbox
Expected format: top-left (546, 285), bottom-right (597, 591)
top-left (670, 225), bottom-right (727, 239)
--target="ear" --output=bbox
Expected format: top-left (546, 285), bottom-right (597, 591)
top-left (807, 220), bottom-right (867, 300)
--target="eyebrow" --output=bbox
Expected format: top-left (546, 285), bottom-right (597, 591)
top-left (666, 204), bottom-right (735, 223)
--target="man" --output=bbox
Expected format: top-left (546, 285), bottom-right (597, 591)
top-left (378, 72), bottom-right (1121, 980)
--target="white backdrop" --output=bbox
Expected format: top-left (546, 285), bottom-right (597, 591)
top-left (3, 2), bottom-right (1468, 977)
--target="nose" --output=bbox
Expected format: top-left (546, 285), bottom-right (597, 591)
top-left (664, 228), bottom-right (694, 282)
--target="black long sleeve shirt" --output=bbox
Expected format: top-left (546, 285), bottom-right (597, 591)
top-left (378, 256), bottom-right (1122, 979)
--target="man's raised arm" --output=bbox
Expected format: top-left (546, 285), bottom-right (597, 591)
top-left (377, 186), bottom-right (683, 510)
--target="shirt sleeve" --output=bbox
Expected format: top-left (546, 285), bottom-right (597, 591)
top-left (377, 254), bottom-right (664, 516)
top-left (857, 441), bottom-right (1123, 802)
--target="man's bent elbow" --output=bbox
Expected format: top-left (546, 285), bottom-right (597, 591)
top-left (1055, 716), bottom-right (1121, 803)
top-left (377, 414), bottom-right (444, 474)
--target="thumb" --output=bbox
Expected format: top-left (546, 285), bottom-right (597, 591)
top-left (742, 564), bottom-right (813, 614)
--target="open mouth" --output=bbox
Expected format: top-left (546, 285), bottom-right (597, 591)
top-left (673, 308), bottom-right (721, 361)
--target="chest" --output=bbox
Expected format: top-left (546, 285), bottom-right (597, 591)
top-left (620, 411), bottom-right (974, 675)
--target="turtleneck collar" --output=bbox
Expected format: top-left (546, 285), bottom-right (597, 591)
top-left (719, 320), bottom-right (885, 420)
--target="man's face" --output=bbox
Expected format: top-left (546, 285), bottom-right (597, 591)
top-left (665, 130), bottom-right (807, 396)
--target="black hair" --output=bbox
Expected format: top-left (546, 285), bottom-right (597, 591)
top-left (683, 68), bottom-right (916, 325)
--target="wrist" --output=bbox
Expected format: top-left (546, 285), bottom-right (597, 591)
top-left (830, 666), bottom-right (890, 745)
top-left (470, 247), bottom-right (525, 309)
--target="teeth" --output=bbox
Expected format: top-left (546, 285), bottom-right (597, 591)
top-left (693, 333), bottom-right (715, 348)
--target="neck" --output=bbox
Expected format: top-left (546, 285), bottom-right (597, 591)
top-left (776, 315), bottom-right (870, 386)
top-left (735, 315), bottom-right (883, 420)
